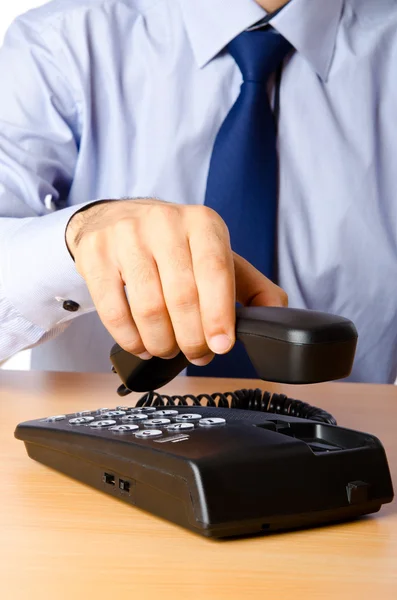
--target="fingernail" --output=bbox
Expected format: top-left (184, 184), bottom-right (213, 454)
top-left (189, 354), bottom-right (214, 367)
top-left (137, 351), bottom-right (153, 360)
top-left (208, 334), bottom-right (233, 354)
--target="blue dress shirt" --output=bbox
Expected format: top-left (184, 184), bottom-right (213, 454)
top-left (0, 0), bottom-right (396, 383)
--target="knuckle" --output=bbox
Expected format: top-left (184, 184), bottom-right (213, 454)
top-left (168, 288), bottom-right (199, 312)
top-left (160, 203), bottom-right (180, 217)
top-left (128, 260), bottom-right (158, 287)
top-left (151, 203), bottom-right (180, 224)
top-left (168, 245), bottom-right (192, 273)
top-left (135, 300), bottom-right (167, 322)
top-left (100, 306), bottom-right (129, 327)
top-left (205, 312), bottom-right (226, 333)
top-left (194, 204), bottom-right (218, 221)
top-left (114, 216), bottom-right (137, 236)
top-left (195, 206), bottom-right (229, 234)
top-left (78, 230), bottom-right (103, 256)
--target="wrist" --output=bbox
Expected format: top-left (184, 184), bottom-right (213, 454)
top-left (65, 199), bottom-right (113, 259)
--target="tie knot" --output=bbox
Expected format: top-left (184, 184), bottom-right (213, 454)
top-left (228, 28), bottom-right (292, 83)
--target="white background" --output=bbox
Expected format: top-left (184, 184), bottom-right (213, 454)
top-left (0, 2), bottom-right (47, 41)
top-left (0, 2), bottom-right (47, 369)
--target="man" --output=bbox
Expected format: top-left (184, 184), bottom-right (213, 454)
top-left (0, 0), bottom-right (396, 383)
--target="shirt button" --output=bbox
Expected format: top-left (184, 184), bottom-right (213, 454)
top-left (62, 299), bottom-right (80, 312)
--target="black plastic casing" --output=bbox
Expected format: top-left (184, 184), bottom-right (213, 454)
top-left (110, 307), bottom-right (358, 392)
top-left (14, 406), bottom-right (393, 538)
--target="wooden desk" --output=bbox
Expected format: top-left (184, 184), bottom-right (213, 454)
top-left (1, 371), bottom-right (396, 599)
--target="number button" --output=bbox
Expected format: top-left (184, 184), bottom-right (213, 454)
top-left (155, 410), bottom-right (179, 417)
top-left (89, 420), bottom-right (117, 428)
top-left (144, 418), bottom-right (171, 428)
top-left (75, 410), bottom-right (92, 417)
top-left (100, 410), bottom-right (126, 417)
top-left (69, 416), bottom-right (95, 425)
top-left (108, 424), bottom-right (139, 433)
top-left (130, 407), bottom-right (157, 413)
top-left (121, 414), bottom-right (148, 422)
top-left (41, 415), bottom-right (66, 422)
top-left (174, 414), bottom-right (202, 423)
top-left (198, 418), bottom-right (226, 427)
top-left (166, 423), bottom-right (194, 432)
top-left (135, 429), bottom-right (163, 439)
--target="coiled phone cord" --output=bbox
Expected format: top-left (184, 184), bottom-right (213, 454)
top-left (134, 388), bottom-right (337, 426)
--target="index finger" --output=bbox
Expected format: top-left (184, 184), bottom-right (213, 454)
top-left (187, 207), bottom-right (236, 355)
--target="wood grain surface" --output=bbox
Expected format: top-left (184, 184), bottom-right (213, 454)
top-left (1, 370), bottom-right (396, 599)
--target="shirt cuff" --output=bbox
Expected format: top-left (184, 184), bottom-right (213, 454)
top-left (0, 202), bottom-right (97, 331)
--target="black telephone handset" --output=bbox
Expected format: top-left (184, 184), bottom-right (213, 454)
top-left (110, 306), bottom-right (358, 393)
top-left (15, 306), bottom-right (394, 538)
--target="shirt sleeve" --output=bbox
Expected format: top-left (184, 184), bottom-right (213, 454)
top-left (0, 17), bottom-right (96, 362)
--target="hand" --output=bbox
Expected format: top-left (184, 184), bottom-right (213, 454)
top-left (66, 199), bottom-right (288, 365)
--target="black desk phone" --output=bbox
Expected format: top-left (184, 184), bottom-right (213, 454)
top-left (15, 307), bottom-right (394, 538)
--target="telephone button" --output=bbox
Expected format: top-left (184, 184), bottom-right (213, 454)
top-left (121, 414), bottom-right (148, 422)
top-left (89, 420), bottom-right (117, 428)
top-left (144, 418), bottom-right (171, 428)
top-left (135, 429), bottom-right (163, 439)
top-left (42, 415), bottom-right (66, 422)
top-left (166, 423), bottom-right (194, 432)
top-left (69, 417), bottom-right (95, 425)
top-left (198, 418), bottom-right (226, 427)
top-left (174, 414), bottom-right (202, 423)
top-left (155, 410), bottom-right (179, 417)
top-left (108, 424), bottom-right (139, 433)
top-left (100, 410), bottom-right (126, 417)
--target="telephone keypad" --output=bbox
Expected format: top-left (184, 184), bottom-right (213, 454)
top-left (39, 406), bottom-right (229, 439)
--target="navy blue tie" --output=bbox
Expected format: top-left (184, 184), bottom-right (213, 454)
top-left (187, 28), bottom-right (292, 378)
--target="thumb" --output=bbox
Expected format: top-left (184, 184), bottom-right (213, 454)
top-left (233, 252), bottom-right (288, 308)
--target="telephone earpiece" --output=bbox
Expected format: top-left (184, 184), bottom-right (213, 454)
top-left (110, 306), bottom-right (358, 393)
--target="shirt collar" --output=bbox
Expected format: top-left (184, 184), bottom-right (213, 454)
top-left (178, 0), bottom-right (344, 81)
